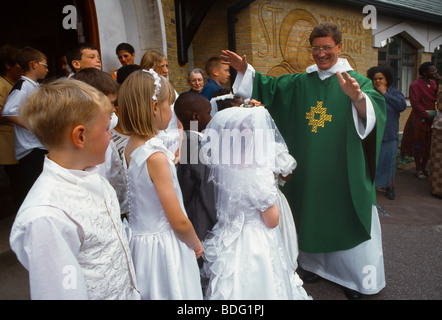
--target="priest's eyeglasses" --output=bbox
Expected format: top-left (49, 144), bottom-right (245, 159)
top-left (311, 45), bottom-right (338, 54)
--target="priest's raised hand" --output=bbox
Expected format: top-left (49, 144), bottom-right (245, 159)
top-left (221, 50), bottom-right (247, 74)
top-left (336, 70), bottom-right (367, 119)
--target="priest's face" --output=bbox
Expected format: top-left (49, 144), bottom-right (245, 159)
top-left (311, 36), bottom-right (342, 71)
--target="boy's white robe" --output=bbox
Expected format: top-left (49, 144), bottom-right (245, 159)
top-left (10, 157), bottom-right (140, 300)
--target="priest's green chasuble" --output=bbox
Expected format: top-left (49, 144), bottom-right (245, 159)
top-left (252, 71), bottom-right (386, 253)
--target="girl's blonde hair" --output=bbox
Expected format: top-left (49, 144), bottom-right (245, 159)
top-left (20, 78), bottom-right (112, 149)
top-left (140, 50), bottom-right (166, 71)
top-left (118, 70), bottom-right (175, 136)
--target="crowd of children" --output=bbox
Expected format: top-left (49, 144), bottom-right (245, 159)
top-left (1, 42), bottom-right (310, 300)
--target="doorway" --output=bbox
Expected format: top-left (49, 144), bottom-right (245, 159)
top-left (0, 0), bottom-right (100, 79)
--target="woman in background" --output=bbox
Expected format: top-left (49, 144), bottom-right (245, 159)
top-left (187, 68), bottom-right (205, 93)
top-left (367, 65), bottom-right (407, 199)
top-left (400, 62), bottom-right (438, 180)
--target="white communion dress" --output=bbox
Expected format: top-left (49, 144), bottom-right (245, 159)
top-left (274, 143), bottom-right (299, 270)
top-left (200, 106), bottom-right (311, 300)
top-left (125, 137), bottom-right (202, 300)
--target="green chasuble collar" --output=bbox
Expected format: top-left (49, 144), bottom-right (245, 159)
top-left (253, 71), bottom-right (386, 253)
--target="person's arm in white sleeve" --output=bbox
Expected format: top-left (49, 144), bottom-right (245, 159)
top-left (10, 207), bottom-right (89, 300)
top-left (336, 71), bottom-right (376, 139)
top-left (2, 90), bottom-right (27, 128)
top-left (352, 92), bottom-right (376, 139)
top-left (232, 64), bottom-right (256, 99)
top-left (221, 50), bottom-right (256, 99)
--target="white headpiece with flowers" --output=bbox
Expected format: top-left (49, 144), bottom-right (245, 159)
top-left (143, 68), bottom-right (162, 102)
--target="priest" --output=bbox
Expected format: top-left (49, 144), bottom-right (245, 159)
top-left (222, 22), bottom-right (386, 299)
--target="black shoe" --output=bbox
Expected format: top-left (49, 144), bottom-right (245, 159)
top-left (385, 186), bottom-right (396, 200)
top-left (302, 271), bottom-right (321, 283)
top-left (376, 204), bottom-right (389, 216)
top-left (343, 288), bottom-right (362, 300)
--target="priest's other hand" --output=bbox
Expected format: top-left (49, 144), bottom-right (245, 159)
top-left (336, 71), bottom-right (363, 102)
top-left (221, 50), bottom-right (248, 74)
top-left (337, 71), bottom-right (366, 119)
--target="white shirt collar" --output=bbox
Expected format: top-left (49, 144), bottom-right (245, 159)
top-left (21, 75), bottom-right (39, 87)
top-left (306, 58), bottom-right (353, 80)
top-left (44, 156), bottom-right (104, 198)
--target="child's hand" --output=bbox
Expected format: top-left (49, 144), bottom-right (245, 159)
top-left (279, 173), bottom-right (291, 182)
top-left (173, 149), bottom-right (181, 165)
top-left (194, 241), bottom-right (203, 259)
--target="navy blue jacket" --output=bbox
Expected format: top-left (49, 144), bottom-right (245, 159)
top-left (382, 87), bottom-right (407, 141)
top-left (200, 78), bottom-right (223, 100)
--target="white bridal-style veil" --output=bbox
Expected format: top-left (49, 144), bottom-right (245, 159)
top-left (199, 106), bottom-right (311, 300)
top-left (200, 106), bottom-right (287, 233)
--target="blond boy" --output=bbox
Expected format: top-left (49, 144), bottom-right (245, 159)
top-left (200, 57), bottom-right (230, 100)
top-left (9, 79), bottom-right (139, 300)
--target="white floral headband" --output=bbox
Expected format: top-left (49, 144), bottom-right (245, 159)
top-left (142, 68), bottom-right (162, 102)
top-left (211, 93), bottom-right (234, 102)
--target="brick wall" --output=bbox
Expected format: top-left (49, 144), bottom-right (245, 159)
top-left (163, 0), bottom-right (380, 94)
top-left (151, 1), bottom-right (431, 133)
top-left (191, 1), bottom-right (233, 85)
top-left (399, 106), bottom-right (412, 133)
top-left (162, 0), bottom-right (436, 101)
top-left (161, 0), bottom-right (189, 93)
top-left (246, 0), bottom-right (378, 76)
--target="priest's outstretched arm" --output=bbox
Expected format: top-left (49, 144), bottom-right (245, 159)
top-left (222, 49), bottom-right (376, 140)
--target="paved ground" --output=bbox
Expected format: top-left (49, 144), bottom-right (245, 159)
top-left (0, 163), bottom-right (440, 300)
top-left (301, 163), bottom-right (442, 300)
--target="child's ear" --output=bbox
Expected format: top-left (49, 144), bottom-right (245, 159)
top-left (30, 60), bottom-right (38, 70)
top-left (152, 100), bottom-right (159, 117)
top-left (192, 112), bottom-right (199, 121)
top-left (71, 125), bottom-right (86, 149)
top-left (71, 60), bottom-right (81, 71)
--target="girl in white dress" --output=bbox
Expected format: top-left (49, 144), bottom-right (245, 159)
top-left (118, 69), bottom-right (203, 300)
top-left (140, 50), bottom-right (183, 164)
top-left (211, 94), bottom-right (300, 270)
top-left (200, 106), bottom-right (311, 300)
top-left (274, 136), bottom-right (300, 270)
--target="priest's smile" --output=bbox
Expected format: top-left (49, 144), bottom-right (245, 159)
top-left (311, 36), bottom-right (342, 71)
